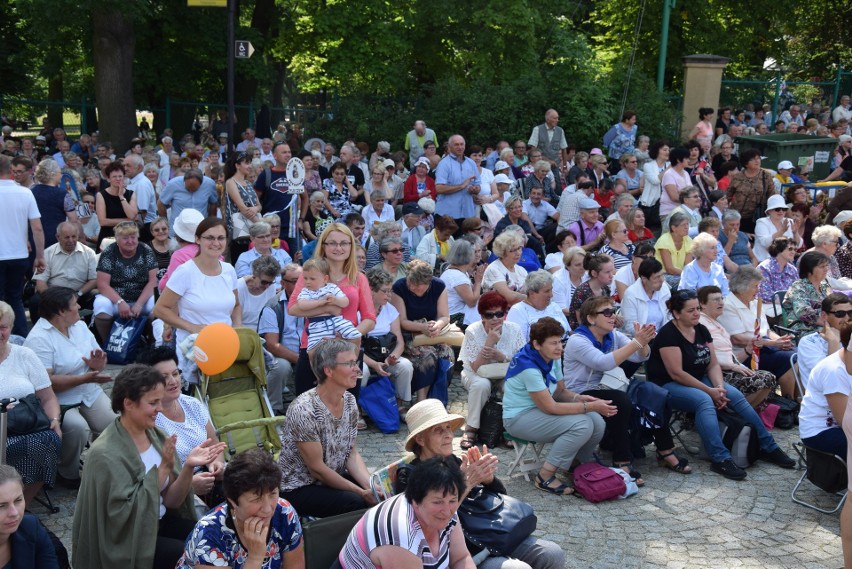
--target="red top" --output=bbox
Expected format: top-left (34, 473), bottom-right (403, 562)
top-left (288, 271), bottom-right (376, 349)
top-left (628, 227), bottom-right (655, 244)
top-left (403, 174), bottom-right (436, 203)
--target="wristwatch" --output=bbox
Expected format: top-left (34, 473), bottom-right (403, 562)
top-left (116, 298), bottom-right (126, 305)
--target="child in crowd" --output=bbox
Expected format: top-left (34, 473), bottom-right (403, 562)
top-left (295, 258), bottom-right (362, 353)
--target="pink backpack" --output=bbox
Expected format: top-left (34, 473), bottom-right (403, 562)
top-left (572, 463), bottom-right (626, 503)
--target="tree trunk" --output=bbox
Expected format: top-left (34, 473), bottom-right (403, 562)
top-left (47, 75), bottom-right (64, 129)
top-left (92, 8), bottom-right (137, 155)
top-left (234, 0), bottom-right (276, 106)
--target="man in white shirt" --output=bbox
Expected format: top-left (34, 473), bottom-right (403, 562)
top-left (0, 155), bottom-right (45, 336)
top-left (832, 95), bottom-right (851, 125)
top-left (125, 154), bottom-right (157, 240)
top-left (528, 109), bottom-right (568, 168)
top-left (157, 137), bottom-right (174, 168)
top-left (259, 138), bottom-right (275, 163)
top-left (797, 293), bottom-right (852, 390)
top-left (236, 128), bottom-right (263, 152)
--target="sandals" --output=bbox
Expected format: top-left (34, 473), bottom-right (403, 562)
top-left (356, 418), bottom-right (367, 430)
top-left (614, 462), bottom-right (645, 487)
top-left (460, 428), bottom-right (478, 451)
top-left (656, 450), bottom-right (693, 474)
top-left (534, 474), bottom-right (574, 496)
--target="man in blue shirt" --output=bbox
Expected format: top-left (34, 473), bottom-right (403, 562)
top-left (435, 134), bottom-right (479, 230)
top-left (156, 169), bottom-right (219, 235)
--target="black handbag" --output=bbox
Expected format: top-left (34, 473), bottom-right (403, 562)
top-left (477, 397), bottom-right (504, 449)
top-left (767, 394), bottom-right (799, 429)
top-left (363, 332), bottom-right (397, 363)
top-left (7, 394), bottom-right (51, 436)
top-left (457, 486), bottom-right (537, 557)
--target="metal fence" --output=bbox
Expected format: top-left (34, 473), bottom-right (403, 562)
top-left (720, 66), bottom-right (852, 123)
top-left (0, 97), bottom-right (92, 136)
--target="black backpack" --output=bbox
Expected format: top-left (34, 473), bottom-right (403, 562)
top-left (717, 410), bottom-right (759, 468)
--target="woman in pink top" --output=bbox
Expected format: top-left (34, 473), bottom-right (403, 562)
top-left (288, 224), bottom-right (376, 418)
top-left (688, 107), bottom-right (715, 154)
top-left (659, 147), bottom-right (692, 218)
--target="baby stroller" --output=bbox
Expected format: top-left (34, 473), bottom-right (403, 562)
top-left (196, 328), bottom-right (285, 460)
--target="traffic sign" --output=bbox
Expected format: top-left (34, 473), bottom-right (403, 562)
top-left (235, 41), bottom-right (255, 59)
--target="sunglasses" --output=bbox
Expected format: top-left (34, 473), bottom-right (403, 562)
top-left (770, 208), bottom-right (788, 213)
top-left (258, 278), bottom-right (275, 286)
top-left (384, 248), bottom-right (404, 254)
top-left (829, 310), bottom-right (852, 318)
top-left (483, 310), bottom-right (505, 320)
top-left (595, 308), bottom-right (617, 317)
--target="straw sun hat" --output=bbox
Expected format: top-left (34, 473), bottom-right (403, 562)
top-left (404, 399), bottom-right (465, 451)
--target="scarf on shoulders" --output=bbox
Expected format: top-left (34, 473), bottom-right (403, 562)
top-left (506, 342), bottom-right (557, 388)
top-left (573, 324), bottom-right (615, 354)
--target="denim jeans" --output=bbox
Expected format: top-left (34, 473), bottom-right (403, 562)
top-left (661, 376), bottom-right (779, 462)
top-left (0, 257), bottom-right (31, 337)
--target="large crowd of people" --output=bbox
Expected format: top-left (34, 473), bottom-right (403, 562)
top-left (2, 97), bottom-right (852, 567)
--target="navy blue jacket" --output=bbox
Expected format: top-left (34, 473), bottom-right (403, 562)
top-left (8, 514), bottom-right (59, 569)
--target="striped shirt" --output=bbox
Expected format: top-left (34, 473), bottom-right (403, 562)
top-left (339, 494), bottom-right (458, 569)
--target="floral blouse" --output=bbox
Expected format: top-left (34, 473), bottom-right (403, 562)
top-left (322, 178), bottom-right (353, 221)
top-left (176, 500), bottom-right (302, 569)
top-left (757, 258), bottom-right (799, 303)
top-left (781, 278), bottom-right (830, 337)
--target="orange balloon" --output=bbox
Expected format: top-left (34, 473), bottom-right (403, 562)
top-left (194, 323), bottom-right (240, 376)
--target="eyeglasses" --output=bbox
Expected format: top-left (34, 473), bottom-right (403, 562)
top-left (333, 360), bottom-right (360, 369)
top-left (258, 278), bottom-right (275, 286)
top-left (255, 234), bottom-right (272, 239)
top-left (201, 235), bottom-right (227, 242)
top-left (786, 246), bottom-right (797, 252)
top-left (595, 308), bottom-right (617, 317)
top-left (508, 247), bottom-right (522, 253)
top-left (384, 248), bottom-right (404, 254)
top-left (829, 310), bottom-right (852, 318)
top-left (483, 310), bottom-right (505, 320)
top-left (324, 241), bottom-right (352, 248)
top-left (677, 290), bottom-right (698, 300)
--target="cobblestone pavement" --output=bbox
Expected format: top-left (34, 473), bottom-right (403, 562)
top-left (39, 371), bottom-right (844, 568)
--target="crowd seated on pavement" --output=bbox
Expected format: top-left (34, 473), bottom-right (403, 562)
top-left (5, 100), bottom-right (852, 563)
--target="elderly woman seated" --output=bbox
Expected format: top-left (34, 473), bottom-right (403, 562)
top-left (718, 210), bottom-right (757, 267)
top-left (235, 221), bottom-right (293, 283)
top-left (393, 400), bottom-right (565, 569)
top-left (807, 224), bottom-right (849, 289)
top-left (718, 266), bottom-right (797, 398)
top-left (365, 220), bottom-right (410, 270)
top-left (458, 291), bottom-right (526, 449)
top-left (620, 257), bottom-right (671, 336)
top-left (440, 239), bottom-right (486, 329)
top-left (93, 220), bottom-right (158, 341)
top-left (483, 231), bottom-right (528, 306)
top-left (494, 225), bottom-right (543, 273)
top-left (507, 270), bottom-right (571, 341)
top-left (391, 259), bottom-right (454, 402)
top-left (415, 214), bottom-right (457, 269)
top-left (698, 286), bottom-right (778, 409)
top-left (679, 233), bottom-right (730, 296)
top-left (177, 448), bottom-right (305, 569)
top-left (278, 339), bottom-right (377, 518)
top-left (502, 317), bottom-right (610, 495)
top-left (757, 237), bottom-right (799, 310)
top-left (364, 267), bottom-right (414, 419)
top-left (338, 456), bottom-right (474, 569)
top-left (781, 251), bottom-right (832, 341)
top-left (564, 296), bottom-right (690, 481)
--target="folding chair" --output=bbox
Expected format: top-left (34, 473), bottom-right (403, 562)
top-left (767, 290), bottom-right (787, 327)
top-left (669, 412), bottom-right (700, 455)
top-left (503, 432), bottom-right (545, 481)
top-left (791, 441), bottom-right (848, 514)
top-left (790, 353), bottom-right (805, 400)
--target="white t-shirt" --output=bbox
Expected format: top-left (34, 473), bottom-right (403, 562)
top-left (613, 264), bottom-right (636, 295)
top-left (506, 300), bottom-right (571, 342)
top-left (483, 261), bottom-right (527, 295)
top-left (24, 319), bottom-right (104, 407)
top-left (139, 444), bottom-right (166, 519)
top-left (370, 302), bottom-right (399, 337)
top-left (799, 351), bottom-right (852, 439)
top-left (440, 268), bottom-right (481, 325)
top-left (165, 260), bottom-right (238, 345)
top-left (236, 277), bottom-right (277, 331)
top-left (0, 180), bottom-right (41, 260)
top-left (0, 345), bottom-right (51, 400)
